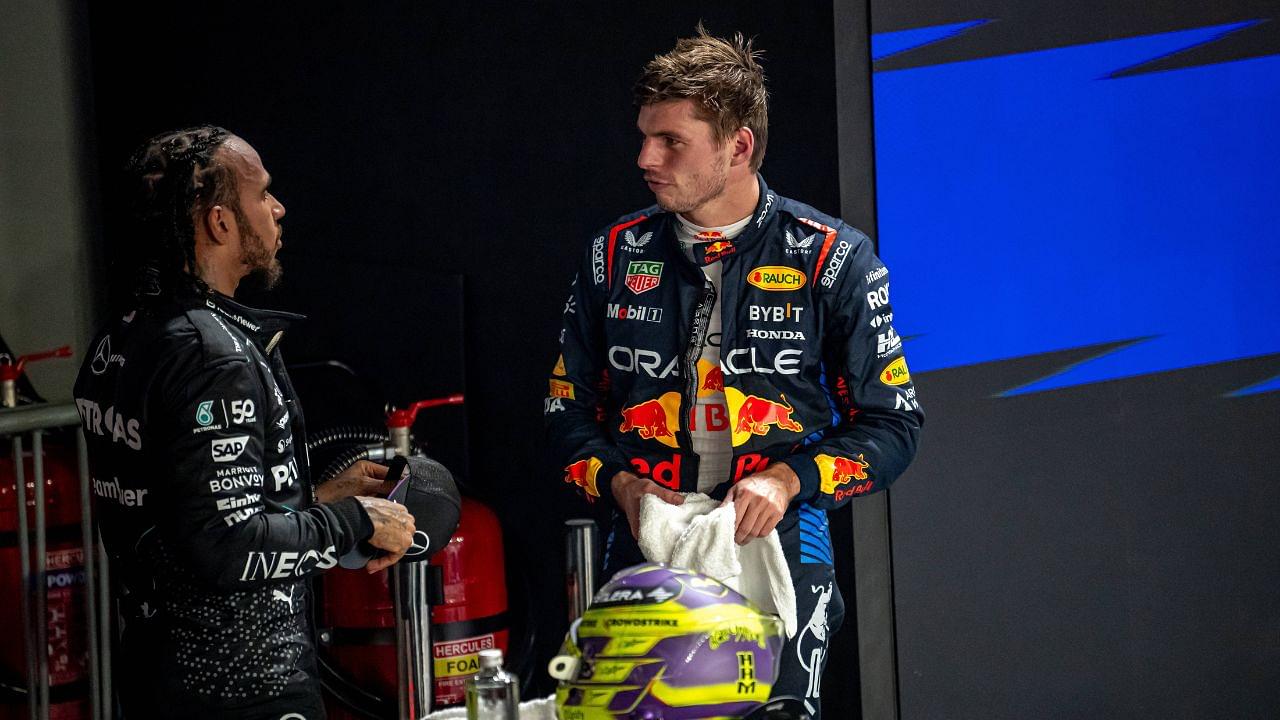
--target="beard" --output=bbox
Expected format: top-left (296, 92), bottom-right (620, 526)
top-left (655, 158), bottom-right (730, 215)
top-left (238, 214), bottom-right (283, 292)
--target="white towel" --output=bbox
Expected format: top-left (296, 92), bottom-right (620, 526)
top-left (637, 493), bottom-right (797, 638)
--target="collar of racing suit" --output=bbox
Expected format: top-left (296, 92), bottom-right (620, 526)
top-left (171, 283), bottom-right (306, 356)
top-left (672, 174), bottom-right (779, 267)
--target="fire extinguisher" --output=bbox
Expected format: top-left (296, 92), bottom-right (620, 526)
top-left (309, 395), bottom-right (513, 719)
top-left (0, 345), bottom-right (90, 720)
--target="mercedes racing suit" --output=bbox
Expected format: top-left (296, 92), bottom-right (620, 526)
top-left (545, 176), bottom-right (923, 715)
top-left (73, 285), bottom-right (372, 720)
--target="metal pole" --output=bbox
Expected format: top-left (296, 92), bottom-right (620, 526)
top-left (565, 519), bottom-right (598, 622)
top-left (32, 431), bottom-right (48, 720)
top-left (393, 563), bottom-right (432, 719)
top-left (76, 430), bottom-right (102, 720)
top-left (13, 435), bottom-right (37, 720)
top-left (96, 537), bottom-right (111, 720)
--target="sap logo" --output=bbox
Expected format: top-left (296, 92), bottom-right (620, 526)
top-left (606, 303), bottom-right (663, 323)
top-left (876, 328), bottom-right (902, 357)
top-left (721, 348), bottom-right (802, 376)
top-left (865, 266), bottom-right (888, 284)
top-left (239, 546), bottom-right (338, 582)
top-left (89, 336), bottom-right (126, 375)
top-left (211, 435), bottom-right (250, 462)
top-left (230, 399), bottom-right (255, 424)
top-left (91, 476), bottom-right (147, 507)
top-left (75, 398), bottom-right (142, 450)
top-left (866, 282), bottom-right (890, 310)
top-left (745, 329), bottom-right (807, 340)
top-left (869, 312), bottom-right (893, 329)
top-left (819, 240), bottom-right (852, 289)
top-left (748, 304), bottom-right (804, 323)
top-left (272, 459), bottom-right (299, 491)
top-left (591, 235), bottom-right (606, 285)
top-left (608, 346), bottom-right (679, 378)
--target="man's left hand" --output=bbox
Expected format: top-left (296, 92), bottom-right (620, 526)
top-left (315, 460), bottom-right (392, 504)
top-left (722, 463), bottom-right (801, 545)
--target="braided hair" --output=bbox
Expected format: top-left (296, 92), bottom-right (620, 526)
top-left (122, 125), bottom-right (240, 298)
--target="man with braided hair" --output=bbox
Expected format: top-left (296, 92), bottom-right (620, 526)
top-left (75, 126), bottom-right (415, 719)
top-left (546, 27), bottom-right (923, 717)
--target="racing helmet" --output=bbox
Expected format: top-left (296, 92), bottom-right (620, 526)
top-left (549, 564), bottom-right (786, 720)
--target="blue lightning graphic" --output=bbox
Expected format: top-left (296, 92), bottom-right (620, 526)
top-left (872, 22), bottom-right (1280, 395)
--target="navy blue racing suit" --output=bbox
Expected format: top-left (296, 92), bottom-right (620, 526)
top-left (545, 176), bottom-right (923, 716)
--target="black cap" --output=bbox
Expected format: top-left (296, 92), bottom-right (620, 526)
top-left (339, 455), bottom-right (462, 569)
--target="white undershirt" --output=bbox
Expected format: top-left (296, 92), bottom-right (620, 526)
top-left (675, 213), bottom-right (751, 492)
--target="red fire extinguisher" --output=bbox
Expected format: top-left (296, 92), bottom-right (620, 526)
top-left (312, 396), bottom-right (509, 718)
top-left (0, 345), bottom-right (89, 720)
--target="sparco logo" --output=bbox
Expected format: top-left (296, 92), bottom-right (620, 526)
top-left (239, 546), bottom-right (338, 581)
top-left (591, 236), bottom-right (606, 285)
top-left (820, 241), bottom-right (852, 288)
top-left (211, 435), bottom-right (250, 462)
top-left (89, 336), bottom-right (126, 375)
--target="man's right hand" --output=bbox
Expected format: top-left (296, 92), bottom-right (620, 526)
top-left (355, 496), bottom-right (416, 573)
top-left (611, 470), bottom-right (684, 539)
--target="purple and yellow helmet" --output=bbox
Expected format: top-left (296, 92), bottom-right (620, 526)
top-left (549, 564), bottom-right (786, 720)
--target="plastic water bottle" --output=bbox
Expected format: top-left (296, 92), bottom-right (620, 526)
top-left (466, 648), bottom-right (519, 720)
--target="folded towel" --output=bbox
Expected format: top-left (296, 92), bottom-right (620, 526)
top-left (638, 493), bottom-right (797, 638)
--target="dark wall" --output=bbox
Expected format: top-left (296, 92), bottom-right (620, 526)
top-left (85, 0), bottom-right (854, 710)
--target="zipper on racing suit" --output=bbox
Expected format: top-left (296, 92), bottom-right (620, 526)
top-left (678, 277), bottom-right (717, 465)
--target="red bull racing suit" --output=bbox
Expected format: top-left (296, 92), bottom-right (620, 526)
top-left (73, 285), bottom-right (372, 720)
top-left (545, 176), bottom-right (923, 715)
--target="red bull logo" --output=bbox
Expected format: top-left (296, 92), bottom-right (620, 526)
top-left (702, 365), bottom-right (724, 393)
top-left (617, 393), bottom-right (681, 448)
top-left (564, 457), bottom-right (603, 498)
top-left (733, 394), bottom-right (803, 436)
top-left (816, 453), bottom-right (872, 497)
top-left (619, 399), bottom-right (673, 440)
top-left (704, 239), bottom-right (737, 262)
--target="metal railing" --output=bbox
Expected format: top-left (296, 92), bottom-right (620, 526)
top-left (0, 403), bottom-right (110, 720)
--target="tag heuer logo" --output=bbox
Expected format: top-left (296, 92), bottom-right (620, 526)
top-left (624, 261), bottom-right (663, 295)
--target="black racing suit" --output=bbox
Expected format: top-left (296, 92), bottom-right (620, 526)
top-left (73, 285), bottom-right (372, 720)
top-left (545, 176), bottom-right (923, 716)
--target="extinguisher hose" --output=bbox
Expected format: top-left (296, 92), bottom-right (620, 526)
top-left (307, 425), bottom-right (426, 485)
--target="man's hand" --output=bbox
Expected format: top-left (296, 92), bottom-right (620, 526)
top-left (315, 460), bottom-right (392, 504)
top-left (722, 463), bottom-right (800, 545)
top-left (355, 496), bottom-right (416, 573)
top-left (611, 470), bottom-right (685, 539)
